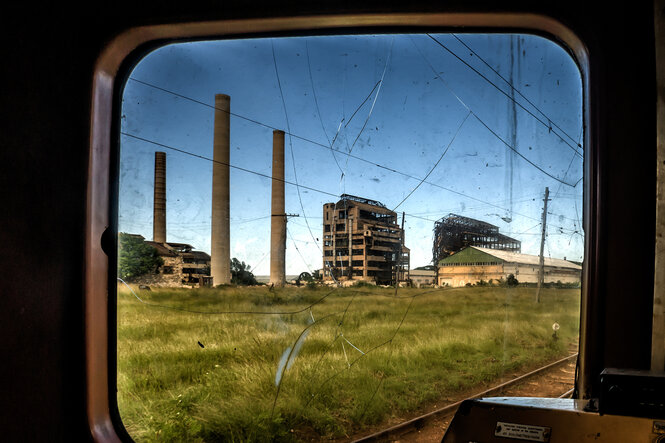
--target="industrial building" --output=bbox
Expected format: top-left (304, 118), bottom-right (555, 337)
top-left (322, 194), bottom-right (409, 285)
top-left (127, 234), bottom-right (212, 287)
top-left (125, 150), bottom-right (212, 288)
top-left (409, 266), bottom-right (437, 287)
top-left (432, 214), bottom-right (521, 264)
top-left (437, 246), bottom-right (582, 287)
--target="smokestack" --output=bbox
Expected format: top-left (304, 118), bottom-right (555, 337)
top-left (211, 94), bottom-right (231, 286)
top-left (153, 151), bottom-right (166, 243)
top-left (270, 130), bottom-right (286, 287)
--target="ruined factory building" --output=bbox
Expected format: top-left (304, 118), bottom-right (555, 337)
top-left (437, 246), bottom-right (582, 288)
top-left (137, 236), bottom-right (211, 287)
top-left (432, 213), bottom-right (521, 264)
top-left (322, 194), bottom-right (409, 286)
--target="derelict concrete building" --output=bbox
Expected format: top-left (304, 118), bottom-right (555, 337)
top-left (437, 246), bottom-right (581, 287)
top-left (322, 194), bottom-right (409, 285)
top-left (145, 240), bottom-right (211, 286)
top-left (121, 234), bottom-right (212, 288)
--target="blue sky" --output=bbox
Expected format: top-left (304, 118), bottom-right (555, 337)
top-left (119, 33), bottom-right (583, 275)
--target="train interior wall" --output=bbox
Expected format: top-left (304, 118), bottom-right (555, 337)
top-left (0, 1), bottom-right (657, 440)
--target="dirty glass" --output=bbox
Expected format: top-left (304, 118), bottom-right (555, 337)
top-left (117, 33), bottom-right (583, 441)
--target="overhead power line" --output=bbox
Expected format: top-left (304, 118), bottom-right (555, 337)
top-left (347, 37), bottom-right (393, 155)
top-left (130, 76), bottom-right (579, 191)
top-left (428, 34), bottom-right (583, 158)
top-left (121, 132), bottom-right (339, 198)
top-left (121, 130), bottom-right (580, 235)
top-left (125, 78), bottom-right (581, 230)
top-left (272, 39), bottom-right (322, 254)
top-left (410, 36), bottom-right (577, 187)
top-left (451, 34), bottom-right (582, 151)
top-left (392, 111), bottom-right (471, 211)
top-left (305, 40), bottom-right (343, 174)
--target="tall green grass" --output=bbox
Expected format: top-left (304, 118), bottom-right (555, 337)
top-left (117, 285), bottom-right (579, 441)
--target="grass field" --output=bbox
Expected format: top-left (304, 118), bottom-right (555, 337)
top-left (116, 284), bottom-right (580, 442)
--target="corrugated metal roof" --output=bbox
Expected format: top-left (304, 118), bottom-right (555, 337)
top-left (469, 246), bottom-right (582, 270)
top-left (440, 247), bottom-right (502, 265)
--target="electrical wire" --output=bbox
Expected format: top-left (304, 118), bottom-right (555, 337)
top-left (272, 40), bottom-right (323, 255)
top-left (122, 131), bottom-right (580, 236)
top-left (392, 111), bottom-right (470, 211)
top-left (430, 34), bottom-right (583, 158)
top-left (129, 77), bottom-right (580, 209)
top-left (121, 132), bottom-right (339, 198)
top-left (347, 37), bottom-right (393, 155)
top-left (305, 40), bottom-right (343, 174)
top-left (451, 34), bottom-right (582, 151)
top-left (410, 37), bottom-right (577, 187)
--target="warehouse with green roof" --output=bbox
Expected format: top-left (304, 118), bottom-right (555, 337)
top-left (437, 246), bottom-right (581, 287)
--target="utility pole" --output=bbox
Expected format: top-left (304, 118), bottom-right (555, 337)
top-left (536, 187), bottom-right (550, 303)
top-left (348, 216), bottom-right (353, 280)
top-left (400, 212), bottom-right (406, 284)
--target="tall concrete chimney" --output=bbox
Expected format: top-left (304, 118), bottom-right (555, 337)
top-left (211, 94), bottom-right (231, 286)
top-left (270, 130), bottom-right (286, 287)
top-left (153, 151), bottom-right (166, 243)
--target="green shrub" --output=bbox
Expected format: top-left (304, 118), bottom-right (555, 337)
top-left (506, 274), bottom-right (519, 286)
top-left (117, 233), bottom-right (164, 280)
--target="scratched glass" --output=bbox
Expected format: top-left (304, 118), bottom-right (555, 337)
top-left (117, 33), bottom-right (583, 441)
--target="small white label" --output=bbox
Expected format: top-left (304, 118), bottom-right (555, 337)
top-left (495, 421), bottom-right (551, 442)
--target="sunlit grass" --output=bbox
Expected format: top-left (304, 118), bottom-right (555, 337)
top-left (117, 284), bottom-right (580, 442)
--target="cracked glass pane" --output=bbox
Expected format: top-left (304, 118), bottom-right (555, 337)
top-left (117, 33), bottom-right (583, 441)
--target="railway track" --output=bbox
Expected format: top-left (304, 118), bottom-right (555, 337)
top-left (352, 353), bottom-right (578, 442)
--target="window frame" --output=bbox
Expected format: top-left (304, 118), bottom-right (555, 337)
top-left (86, 13), bottom-right (592, 442)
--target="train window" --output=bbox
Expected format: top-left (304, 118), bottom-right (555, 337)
top-left (115, 32), bottom-right (583, 440)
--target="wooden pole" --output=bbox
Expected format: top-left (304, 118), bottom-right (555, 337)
top-left (536, 187), bottom-right (549, 303)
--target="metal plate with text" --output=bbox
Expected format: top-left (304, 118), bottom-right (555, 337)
top-left (495, 421), bottom-right (551, 442)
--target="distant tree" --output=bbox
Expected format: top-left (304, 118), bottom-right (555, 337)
top-left (506, 273), bottom-right (519, 286)
top-left (118, 233), bottom-right (163, 280)
top-left (230, 258), bottom-right (258, 285)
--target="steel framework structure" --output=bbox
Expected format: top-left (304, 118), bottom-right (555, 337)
top-left (432, 213), bottom-right (521, 264)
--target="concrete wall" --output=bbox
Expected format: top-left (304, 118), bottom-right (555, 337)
top-left (438, 264), bottom-right (505, 287)
top-left (508, 263), bottom-right (581, 285)
top-left (409, 270), bottom-right (436, 287)
top-left (437, 263), bottom-right (581, 287)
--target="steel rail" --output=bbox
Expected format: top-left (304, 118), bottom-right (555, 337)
top-left (352, 352), bottom-right (578, 442)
